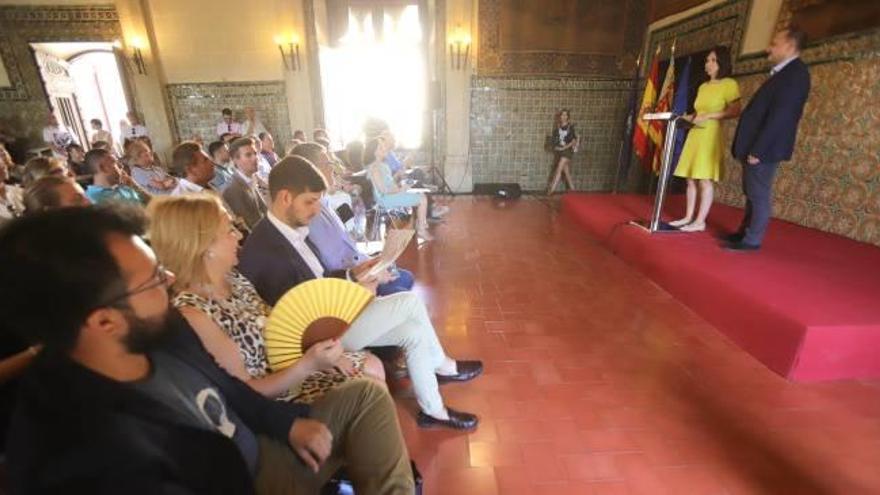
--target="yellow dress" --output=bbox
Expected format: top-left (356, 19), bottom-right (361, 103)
top-left (674, 78), bottom-right (740, 181)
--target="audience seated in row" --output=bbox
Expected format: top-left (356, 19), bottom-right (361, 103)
top-left (128, 140), bottom-right (177, 195)
top-left (148, 194), bottom-right (386, 405)
top-left (85, 148), bottom-right (151, 206)
top-left (0, 207), bottom-right (415, 493)
top-left (238, 156), bottom-right (480, 430)
top-left (364, 137), bottom-right (433, 240)
top-left (291, 142), bottom-right (414, 297)
top-left (170, 142), bottom-right (216, 195)
top-left (23, 175), bottom-right (90, 214)
top-left (223, 137), bottom-right (268, 230)
top-left (0, 155), bottom-right (24, 224)
top-left (208, 139), bottom-right (236, 192)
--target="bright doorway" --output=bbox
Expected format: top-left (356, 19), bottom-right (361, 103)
top-left (31, 42), bottom-right (130, 149)
top-left (319, 4), bottom-right (427, 149)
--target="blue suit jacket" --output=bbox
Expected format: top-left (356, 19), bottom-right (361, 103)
top-left (732, 58), bottom-right (811, 163)
top-left (238, 217), bottom-right (347, 306)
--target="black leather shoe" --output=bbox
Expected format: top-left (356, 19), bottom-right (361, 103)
top-left (437, 360), bottom-right (483, 384)
top-left (724, 241), bottom-right (761, 252)
top-left (720, 232), bottom-right (745, 243)
top-left (417, 407), bottom-right (479, 431)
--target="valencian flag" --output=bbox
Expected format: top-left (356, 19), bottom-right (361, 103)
top-left (670, 56), bottom-right (692, 177)
top-left (633, 45), bottom-right (661, 170)
top-left (648, 44), bottom-right (676, 173)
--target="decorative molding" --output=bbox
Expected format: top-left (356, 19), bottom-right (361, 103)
top-left (477, 0), bottom-right (647, 78)
top-left (472, 77), bottom-right (636, 92)
top-left (646, 0), bottom-right (750, 70)
top-left (0, 5), bottom-right (118, 23)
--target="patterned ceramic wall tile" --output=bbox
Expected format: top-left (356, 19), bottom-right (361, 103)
top-left (0, 5), bottom-right (123, 155)
top-left (166, 81), bottom-right (291, 145)
top-left (469, 77), bottom-right (635, 191)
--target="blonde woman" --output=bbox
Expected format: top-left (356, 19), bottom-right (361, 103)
top-left (148, 194), bottom-right (385, 404)
top-left (21, 156), bottom-right (68, 187)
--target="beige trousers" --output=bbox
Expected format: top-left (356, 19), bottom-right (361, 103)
top-left (255, 380), bottom-right (414, 495)
top-left (341, 292), bottom-right (448, 417)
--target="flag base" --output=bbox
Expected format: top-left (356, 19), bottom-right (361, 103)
top-left (629, 219), bottom-right (684, 233)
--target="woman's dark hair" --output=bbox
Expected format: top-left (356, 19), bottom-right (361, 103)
top-left (362, 137), bottom-right (383, 166)
top-left (0, 206), bottom-right (146, 353)
top-left (554, 109), bottom-right (572, 128)
top-left (709, 46), bottom-right (733, 79)
top-left (267, 156), bottom-right (327, 201)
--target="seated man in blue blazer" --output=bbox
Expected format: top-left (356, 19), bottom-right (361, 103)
top-left (238, 156), bottom-right (482, 431)
top-left (728, 27), bottom-right (811, 251)
top-left (290, 142), bottom-right (415, 296)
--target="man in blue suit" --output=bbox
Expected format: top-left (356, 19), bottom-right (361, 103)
top-left (239, 157), bottom-right (483, 431)
top-left (727, 28), bottom-right (811, 251)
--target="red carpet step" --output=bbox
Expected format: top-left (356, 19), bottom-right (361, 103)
top-left (561, 193), bottom-right (880, 381)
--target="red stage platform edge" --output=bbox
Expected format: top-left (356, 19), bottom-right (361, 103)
top-left (561, 193), bottom-right (880, 382)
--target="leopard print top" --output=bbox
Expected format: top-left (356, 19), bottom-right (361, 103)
top-left (174, 270), bottom-right (272, 379)
top-left (173, 270), bottom-right (367, 404)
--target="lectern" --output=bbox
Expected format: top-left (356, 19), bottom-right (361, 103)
top-left (631, 112), bottom-right (694, 233)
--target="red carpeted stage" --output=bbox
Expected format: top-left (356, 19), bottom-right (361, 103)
top-left (561, 193), bottom-right (880, 382)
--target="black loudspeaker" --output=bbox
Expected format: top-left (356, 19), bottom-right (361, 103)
top-left (473, 182), bottom-right (522, 199)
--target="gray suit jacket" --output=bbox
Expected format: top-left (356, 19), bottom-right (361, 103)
top-left (221, 173), bottom-right (267, 230)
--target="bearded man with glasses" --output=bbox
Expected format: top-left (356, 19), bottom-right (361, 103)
top-left (0, 206), bottom-right (414, 494)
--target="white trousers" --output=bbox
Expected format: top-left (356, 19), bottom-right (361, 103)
top-left (342, 292), bottom-right (448, 416)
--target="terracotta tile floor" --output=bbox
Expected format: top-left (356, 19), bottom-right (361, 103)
top-left (391, 196), bottom-right (880, 495)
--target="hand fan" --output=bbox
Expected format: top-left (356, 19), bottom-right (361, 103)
top-left (264, 278), bottom-right (374, 371)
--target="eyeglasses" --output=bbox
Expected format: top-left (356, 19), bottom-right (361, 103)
top-left (100, 263), bottom-right (171, 308)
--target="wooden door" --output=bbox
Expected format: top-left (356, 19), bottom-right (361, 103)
top-left (33, 48), bottom-right (88, 148)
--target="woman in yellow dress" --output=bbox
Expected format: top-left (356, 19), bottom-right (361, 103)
top-left (671, 46), bottom-right (742, 232)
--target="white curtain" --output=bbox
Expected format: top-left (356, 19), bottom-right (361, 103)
top-left (319, 4), bottom-right (425, 149)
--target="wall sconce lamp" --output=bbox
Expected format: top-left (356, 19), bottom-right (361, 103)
top-left (129, 35), bottom-right (147, 75)
top-left (449, 26), bottom-right (471, 70)
top-left (274, 34), bottom-right (301, 71)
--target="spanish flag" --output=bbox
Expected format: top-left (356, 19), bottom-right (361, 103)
top-left (649, 48), bottom-right (676, 173)
top-left (633, 45), bottom-right (661, 170)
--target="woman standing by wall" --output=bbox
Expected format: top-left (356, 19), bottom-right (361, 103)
top-left (546, 109), bottom-right (579, 195)
top-left (670, 46), bottom-right (741, 231)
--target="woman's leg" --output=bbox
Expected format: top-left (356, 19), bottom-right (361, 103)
top-left (415, 193), bottom-right (432, 240)
top-left (561, 158), bottom-right (575, 190)
top-left (670, 179), bottom-right (697, 226)
top-left (546, 156), bottom-right (564, 195)
top-left (694, 179), bottom-right (714, 225)
top-left (680, 180), bottom-right (714, 232)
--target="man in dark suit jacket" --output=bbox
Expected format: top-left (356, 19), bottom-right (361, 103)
top-left (728, 28), bottom-right (811, 250)
top-left (0, 207), bottom-right (414, 494)
top-left (239, 156), bottom-right (483, 431)
top-left (222, 136), bottom-right (267, 230)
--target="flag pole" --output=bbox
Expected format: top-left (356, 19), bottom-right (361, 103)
top-left (644, 43), bottom-right (662, 194)
top-left (613, 51), bottom-right (643, 194)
